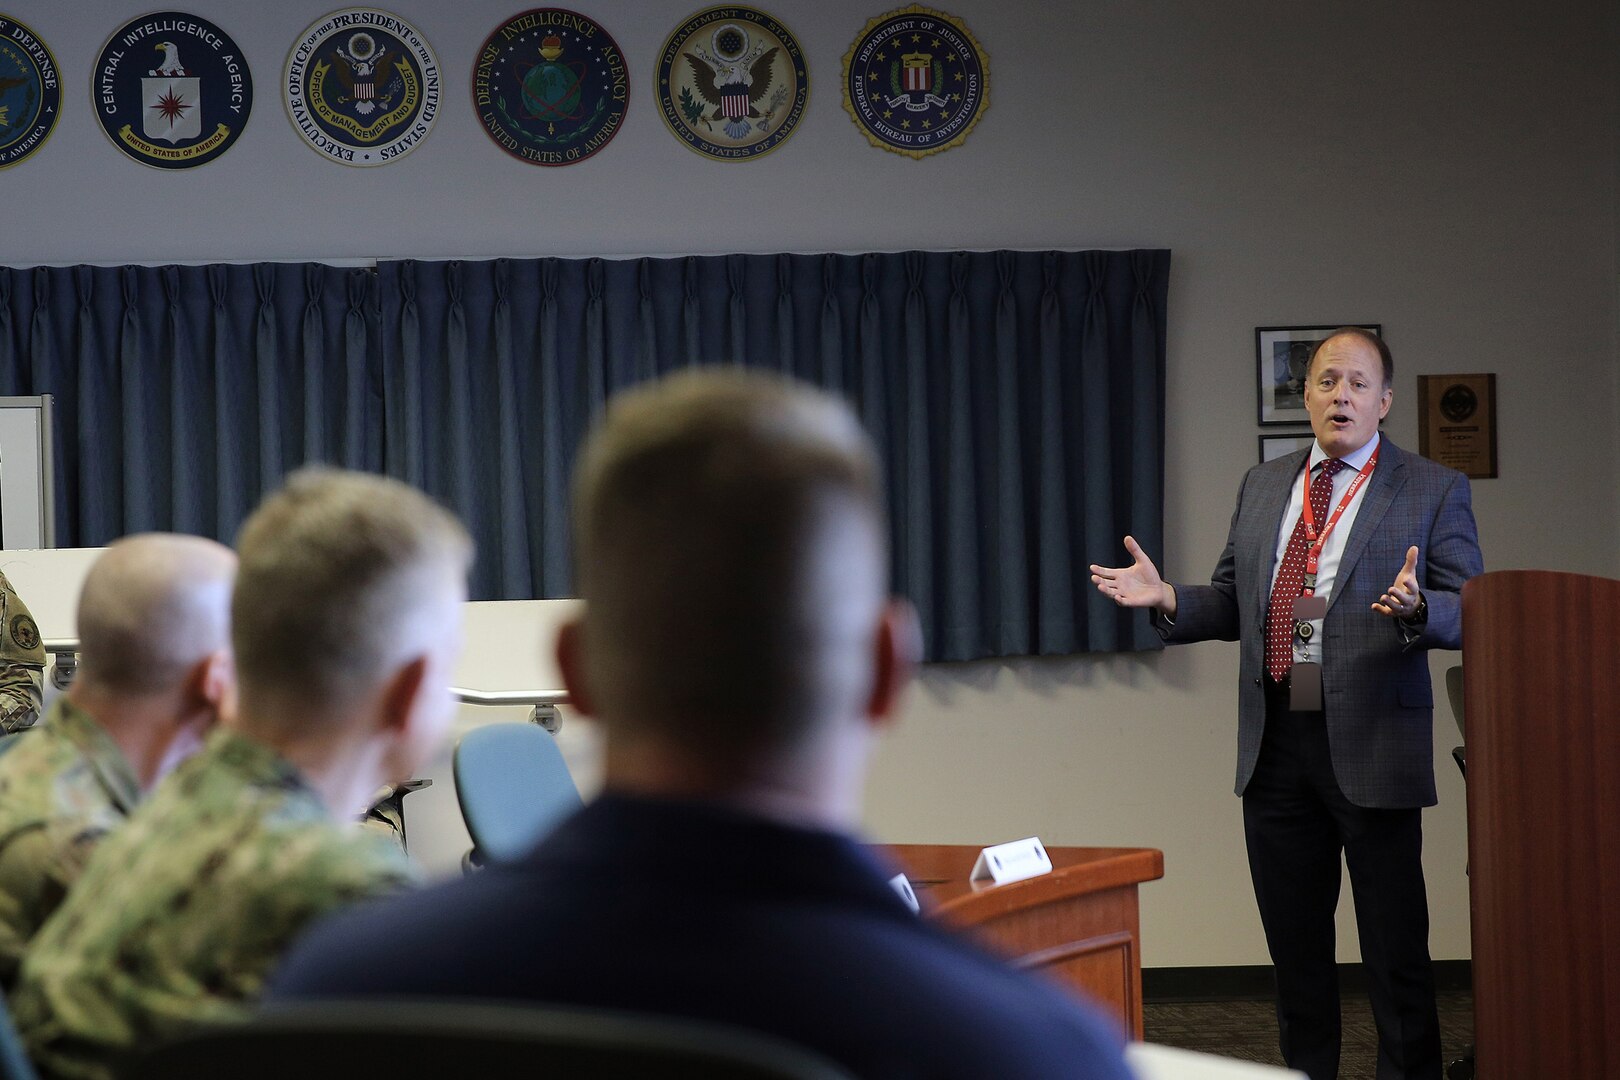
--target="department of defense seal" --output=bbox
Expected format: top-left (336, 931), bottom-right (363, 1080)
top-left (841, 5), bottom-right (987, 159)
top-left (286, 8), bottom-right (439, 166)
top-left (91, 12), bottom-right (251, 169)
top-left (0, 14), bottom-right (61, 170)
top-left (657, 7), bottom-right (807, 161)
top-left (473, 9), bottom-right (627, 167)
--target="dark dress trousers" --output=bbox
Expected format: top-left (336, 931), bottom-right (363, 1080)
top-left (269, 794), bottom-right (1134, 1080)
top-left (1163, 438), bottom-right (1483, 1080)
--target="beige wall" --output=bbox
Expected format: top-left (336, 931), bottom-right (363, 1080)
top-left (4, 1), bottom-right (1617, 967)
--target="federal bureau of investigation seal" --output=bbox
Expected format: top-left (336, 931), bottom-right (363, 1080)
top-left (473, 9), bottom-right (628, 167)
top-left (841, 5), bottom-right (987, 159)
top-left (286, 8), bottom-right (439, 166)
top-left (91, 11), bottom-right (251, 169)
top-left (657, 7), bottom-right (807, 161)
top-left (0, 14), bottom-right (61, 170)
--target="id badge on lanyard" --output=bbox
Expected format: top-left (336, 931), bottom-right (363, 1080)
top-left (1289, 447), bottom-right (1379, 711)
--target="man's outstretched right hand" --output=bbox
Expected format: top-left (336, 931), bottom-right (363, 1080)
top-left (1089, 536), bottom-right (1176, 618)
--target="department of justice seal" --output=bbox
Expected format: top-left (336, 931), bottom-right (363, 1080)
top-left (657, 7), bottom-right (807, 161)
top-left (91, 12), bottom-right (251, 169)
top-left (286, 8), bottom-right (439, 166)
top-left (0, 14), bottom-right (61, 170)
top-left (473, 9), bottom-right (627, 167)
top-left (841, 5), bottom-right (987, 159)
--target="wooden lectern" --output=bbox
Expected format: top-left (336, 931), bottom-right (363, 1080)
top-left (1462, 570), bottom-right (1620, 1078)
top-left (886, 845), bottom-right (1163, 1038)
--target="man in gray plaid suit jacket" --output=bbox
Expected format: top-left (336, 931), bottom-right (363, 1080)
top-left (1092, 328), bottom-right (1483, 1080)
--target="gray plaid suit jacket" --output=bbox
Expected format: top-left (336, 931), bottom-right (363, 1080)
top-left (1162, 438), bottom-right (1483, 808)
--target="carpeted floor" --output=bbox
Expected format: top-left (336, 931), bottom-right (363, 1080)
top-left (1143, 990), bottom-right (1473, 1077)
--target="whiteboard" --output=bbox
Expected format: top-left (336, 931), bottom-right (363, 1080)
top-left (0, 396), bottom-right (56, 550)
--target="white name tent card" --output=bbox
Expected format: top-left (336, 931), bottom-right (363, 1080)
top-left (969, 836), bottom-right (1053, 886)
top-left (888, 873), bottom-right (921, 914)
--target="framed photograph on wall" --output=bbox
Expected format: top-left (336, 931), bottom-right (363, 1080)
top-left (1259, 432), bottom-right (1316, 464)
top-left (1256, 324), bottom-right (1381, 424)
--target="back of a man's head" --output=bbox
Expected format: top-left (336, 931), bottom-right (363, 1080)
top-left (74, 534), bottom-right (237, 700)
top-left (231, 468), bottom-right (472, 738)
top-left (572, 369), bottom-right (889, 766)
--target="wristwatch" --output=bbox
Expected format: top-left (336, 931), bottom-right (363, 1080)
top-left (1402, 593), bottom-right (1428, 625)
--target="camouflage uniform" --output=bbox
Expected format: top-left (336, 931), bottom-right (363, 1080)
top-left (12, 728), bottom-right (413, 1080)
top-left (0, 698), bottom-right (140, 989)
top-left (0, 569), bottom-right (46, 734)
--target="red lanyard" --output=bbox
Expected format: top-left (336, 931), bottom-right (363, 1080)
top-left (1300, 445), bottom-right (1379, 594)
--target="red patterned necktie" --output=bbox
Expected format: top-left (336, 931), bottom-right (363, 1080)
top-left (1265, 458), bottom-right (1344, 682)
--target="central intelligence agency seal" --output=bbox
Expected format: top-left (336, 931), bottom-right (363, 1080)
top-left (92, 12), bottom-right (251, 169)
top-left (842, 5), bottom-right (987, 159)
top-left (286, 8), bottom-right (439, 166)
top-left (0, 14), bottom-right (61, 170)
top-left (473, 9), bottom-right (628, 167)
top-left (656, 7), bottom-right (807, 161)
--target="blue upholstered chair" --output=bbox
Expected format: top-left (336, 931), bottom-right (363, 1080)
top-left (453, 721), bottom-right (582, 867)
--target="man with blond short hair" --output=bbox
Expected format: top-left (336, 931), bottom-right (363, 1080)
top-left (15, 469), bottom-right (472, 1080)
top-left (0, 535), bottom-right (236, 988)
top-left (272, 372), bottom-right (1134, 1079)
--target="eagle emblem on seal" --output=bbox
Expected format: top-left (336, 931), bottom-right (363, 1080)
top-left (681, 24), bottom-right (778, 139)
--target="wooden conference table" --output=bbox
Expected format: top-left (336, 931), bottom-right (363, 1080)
top-left (885, 844), bottom-right (1164, 1038)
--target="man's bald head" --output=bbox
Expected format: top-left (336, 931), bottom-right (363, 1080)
top-left (75, 534), bottom-right (237, 696)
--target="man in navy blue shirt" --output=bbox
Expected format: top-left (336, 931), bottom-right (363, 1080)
top-left (271, 370), bottom-right (1132, 1079)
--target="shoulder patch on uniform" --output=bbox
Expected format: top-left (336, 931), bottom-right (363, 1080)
top-left (8, 614), bottom-right (39, 653)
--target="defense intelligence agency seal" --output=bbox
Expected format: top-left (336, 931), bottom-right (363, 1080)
top-left (0, 14), bottom-right (61, 170)
top-left (657, 7), bottom-right (807, 161)
top-left (92, 12), bottom-right (251, 169)
top-left (286, 8), bottom-right (439, 166)
top-left (473, 9), bottom-right (628, 167)
top-left (842, 5), bottom-right (987, 159)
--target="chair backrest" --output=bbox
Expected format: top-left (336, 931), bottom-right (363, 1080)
top-left (122, 1001), bottom-right (854, 1080)
top-left (1445, 664), bottom-right (1464, 739)
top-left (453, 722), bottom-right (582, 864)
top-left (0, 984), bottom-right (41, 1080)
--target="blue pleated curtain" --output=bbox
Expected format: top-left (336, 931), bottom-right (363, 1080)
top-left (0, 249), bottom-right (1169, 662)
top-left (0, 263), bottom-right (381, 548)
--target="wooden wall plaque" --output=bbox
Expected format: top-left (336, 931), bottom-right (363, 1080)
top-left (1418, 373), bottom-right (1497, 478)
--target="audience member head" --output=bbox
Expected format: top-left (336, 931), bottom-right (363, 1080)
top-left (559, 369), bottom-right (917, 822)
top-left (70, 533), bottom-right (237, 789)
top-left (231, 468), bottom-right (473, 814)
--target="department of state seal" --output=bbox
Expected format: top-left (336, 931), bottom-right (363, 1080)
top-left (91, 11), bottom-right (252, 169)
top-left (842, 5), bottom-right (987, 159)
top-left (0, 14), bottom-right (61, 170)
top-left (657, 7), bottom-right (807, 161)
top-left (473, 9), bottom-right (628, 167)
top-left (286, 8), bottom-right (439, 166)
